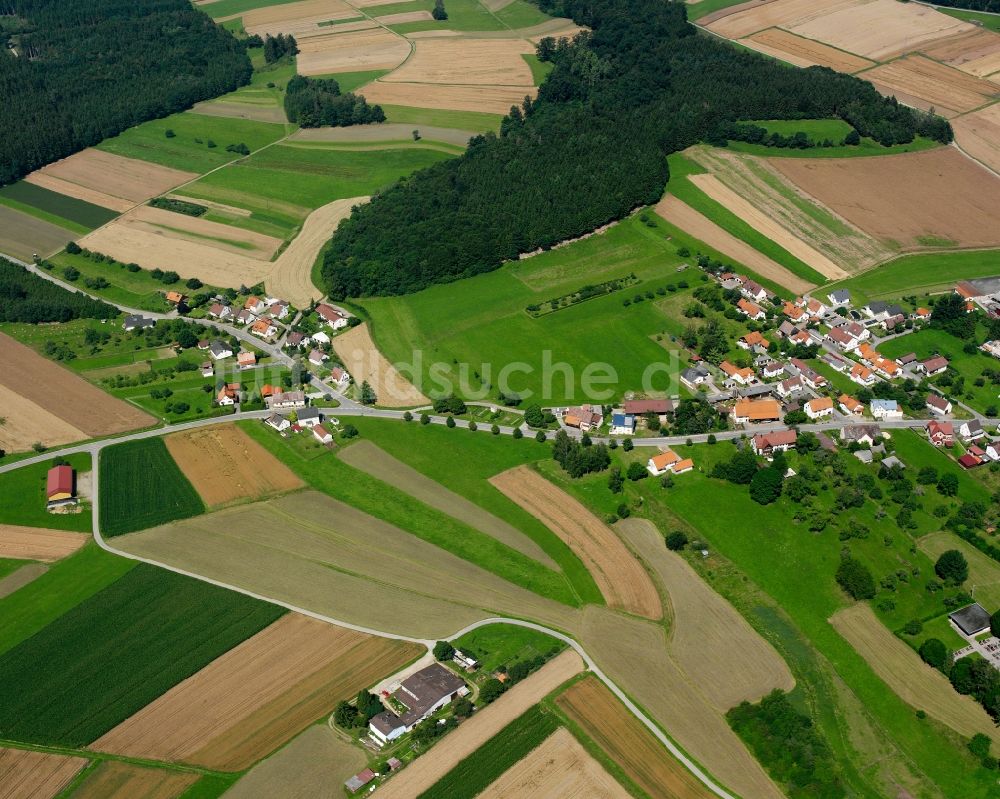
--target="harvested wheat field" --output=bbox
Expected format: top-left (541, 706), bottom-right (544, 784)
top-left (770, 147), bottom-right (1000, 250)
top-left (93, 613), bottom-right (420, 770)
top-left (375, 650), bottom-right (583, 799)
top-left (0, 525), bottom-right (87, 562)
top-left (242, 0), bottom-right (358, 36)
top-left (225, 725), bottom-right (366, 799)
top-left (29, 149), bottom-right (196, 205)
top-left (479, 726), bottom-right (628, 799)
top-left (266, 196), bottom-right (368, 306)
top-left (653, 194), bottom-right (814, 293)
top-left (70, 762), bottom-right (197, 799)
top-left (0, 383), bottom-right (87, 453)
top-left (333, 322), bottom-right (428, 406)
top-left (688, 172), bottom-right (848, 280)
top-left (361, 81), bottom-right (534, 114)
top-left (953, 103), bottom-right (1000, 176)
top-left (576, 606), bottom-right (784, 799)
top-left (619, 518), bottom-right (793, 709)
top-left (490, 466), bottom-right (661, 619)
top-left (23, 172), bottom-right (135, 213)
top-left (115, 491), bottom-right (575, 638)
top-left (0, 333), bottom-right (155, 438)
top-left (705, 0), bottom-right (864, 41)
top-left (0, 747), bottom-right (88, 799)
top-left (383, 38), bottom-right (535, 86)
top-left (114, 205), bottom-right (283, 259)
top-left (556, 676), bottom-right (717, 799)
top-left (922, 28), bottom-right (1000, 78)
top-left (861, 55), bottom-right (998, 117)
top-left (376, 9), bottom-right (433, 23)
top-left (831, 603), bottom-right (1000, 745)
top-left (0, 204), bottom-right (77, 262)
top-left (296, 28), bottom-right (410, 75)
top-left (339, 440), bottom-right (556, 566)
top-left (740, 28), bottom-right (874, 72)
top-left (165, 424), bottom-right (303, 508)
top-left (687, 146), bottom-right (891, 272)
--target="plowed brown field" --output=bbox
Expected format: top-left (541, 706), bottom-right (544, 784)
top-left (490, 466), bottom-right (661, 619)
top-left (0, 525), bottom-right (88, 562)
top-left (165, 424), bottom-right (303, 507)
top-left (70, 762), bottom-right (196, 799)
top-left (93, 614), bottom-right (421, 770)
top-left (0, 747), bottom-right (87, 799)
top-left (332, 322), bottom-right (428, 406)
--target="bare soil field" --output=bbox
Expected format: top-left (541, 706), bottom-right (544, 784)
top-left (0, 525), bottom-right (88, 562)
top-left (688, 173), bottom-right (848, 280)
top-left (375, 9), bottom-right (433, 23)
top-left (361, 81), bottom-right (535, 114)
top-left (118, 205), bottom-right (283, 259)
top-left (225, 725), bottom-right (366, 799)
top-left (115, 490), bottom-right (575, 638)
top-left (921, 28), bottom-right (1000, 77)
top-left (576, 606), bottom-right (785, 799)
top-left (340, 440), bottom-right (556, 566)
top-left (70, 762), bottom-right (197, 799)
top-left (0, 564), bottom-right (48, 600)
top-left (165, 424), bottom-right (303, 508)
top-left (831, 603), bottom-right (1000, 745)
top-left (954, 104), bottom-right (1000, 176)
top-left (705, 0), bottom-right (864, 41)
top-left (619, 518), bottom-right (793, 710)
top-left (653, 194), bottom-right (815, 293)
top-left (383, 38), bottom-right (535, 86)
top-left (374, 650), bottom-right (584, 799)
top-left (292, 124), bottom-right (475, 146)
top-left (30, 149), bottom-right (196, 204)
top-left (689, 146), bottom-right (891, 272)
top-left (861, 55), bottom-right (998, 116)
top-left (332, 322), bottom-right (429, 406)
top-left (77, 222), bottom-right (273, 286)
top-left (296, 28), bottom-right (410, 75)
top-left (770, 147), bottom-right (1000, 250)
top-left (479, 726), bottom-right (628, 799)
top-left (190, 101), bottom-right (288, 125)
top-left (266, 196), bottom-right (368, 306)
top-left (242, 0), bottom-right (359, 37)
top-left (0, 747), bottom-right (88, 799)
top-left (740, 28), bottom-right (874, 72)
top-left (0, 204), bottom-right (77, 262)
top-left (556, 676), bottom-right (717, 799)
top-left (0, 383), bottom-right (87, 453)
top-left (93, 613), bottom-right (420, 770)
top-left (490, 466), bottom-right (661, 620)
top-left (23, 172), bottom-right (135, 212)
top-left (0, 333), bottom-right (155, 438)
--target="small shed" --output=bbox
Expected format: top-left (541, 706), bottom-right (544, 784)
top-left (345, 768), bottom-right (376, 794)
top-left (950, 603), bottom-right (991, 637)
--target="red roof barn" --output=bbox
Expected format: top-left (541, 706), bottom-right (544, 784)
top-left (46, 464), bottom-right (75, 501)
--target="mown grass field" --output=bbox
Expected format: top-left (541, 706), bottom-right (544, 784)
top-left (451, 623), bottom-right (565, 674)
top-left (96, 112), bottom-right (287, 173)
top-left (380, 104), bottom-right (504, 133)
top-left (376, 0), bottom-right (551, 34)
top-left (0, 181), bottom-right (117, 230)
top-left (99, 438), bottom-right (204, 537)
top-left (362, 214), bottom-right (718, 402)
top-left (938, 6), bottom-right (1000, 33)
top-left (0, 453), bottom-right (92, 532)
top-left (198, 0), bottom-right (301, 19)
top-left (418, 705), bottom-right (559, 799)
top-left (821, 249), bottom-right (1000, 305)
top-left (686, 0), bottom-right (752, 22)
top-left (0, 564), bottom-right (285, 746)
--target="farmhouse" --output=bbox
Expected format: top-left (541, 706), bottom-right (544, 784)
top-left (297, 407), bottom-right (322, 427)
top-left (647, 450), bottom-right (680, 476)
top-left (870, 399), bottom-right (902, 420)
top-left (317, 303), bottom-right (350, 330)
top-left (805, 397), bottom-right (834, 420)
top-left (609, 410), bottom-right (636, 435)
top-left (122, 314), bottom-right (155, 331)
top-left (208, 303), bottom-right (232, 320)
top-left (955, 281), bottom-right (984, 302)
top-left (738, 331), bottom-right (770, 351)
top-left (267, 390), bottom-right (306, 410)
top-left (369, 663), bottom-right (467, 745)
top-left (850, 363), bottom-right (876, 387)
top-left (839, 395), bottom-right (863, 416)
top-left (265, 413), bottom-right (290, 432)
top-left (564, 404), bottom-right (603, 432)
top-left (918, 356), bottom-right (949, 376)
top-left (733, 398), bottom-right (781, 424)
top-left (752, 429), bottom-right (797, 457)
top-left (737, 298), bottom-right (766, 321)
top-left (827, 289), bottom-right (851, 307)
top-left (927, 420), bottom-right (954, 447)
top-left (312, 424), bottom-right (333, 445)
top-left (841, 424), bottom-right (880, 446)
top-left (623, 399), bottom-right (673, 422)
top-left (950, 603), bottom-right (991, 637)
top-left (776, 376), bottom-right (803, 398)
top-left (926, 394), bottom-right (953, 416)
top-left (46, 464), bottom-right (76, 508)
top-left (209, 340), bottom-right (233, 361)
top-left (237, 351), bottom-right (256, 370)
top-left (960, 419), bottom-right (985, 441)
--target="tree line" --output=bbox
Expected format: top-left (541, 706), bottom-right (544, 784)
top-left (0, 0), bottom-right (251, 186)
top-left (0, 257), bottom-right (116, 322)
top-left (320, 0), bottom-right (953, 299)
top-left (925, 0), bottom-right (1000, 11)
top-left (283, 75), bottom-right (385, 128)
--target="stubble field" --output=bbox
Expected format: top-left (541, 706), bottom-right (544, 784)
top-left (861, 55), bottom-right (997, 117)
top-left (953, 104), bottom-right (1000, 176)
top-left (740, 27), bottom-right (874, 72)
top-left (0, 747), bottom-right (88, 799)
top-left (0, 383), bottom-right (87, 453)
top-left (70, 762), bottom-right (197, 799)
top-left (383, 38), bottom-right (535, 85)
top-left (297, 28), bottom-right (410, 75)
top-left (0, 525), bottom-right (88, 562)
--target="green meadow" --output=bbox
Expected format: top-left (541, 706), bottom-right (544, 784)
top-left (0, 181), bottom-right (117, 230)
top-left (377, 0), bottom-right (551, 34)
top-left (195, 0), bottom-right (302, 21)
top-left (96, 112), bottom-right (287, 173)
top-left (0, 453), bottom-right (93, 532)
top-left (451, 623), bottom-right (565, 674)
top-left (938, 7), bottom-right (1000, 33)
top-left (725, 119), bottom-right (941, 159)
top-left (381, 104), bottom-right (504, 132)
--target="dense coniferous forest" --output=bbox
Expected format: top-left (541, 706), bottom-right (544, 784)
top-left (321, 0), bottom-right (953, 299)
top-left (0, 0), bottom-right (251, 186)
top-left (0, 257), bottom-right (116, 322)
top-left (284, 75), bottom-right (385, 127)
top-left (926, 0), bottom-right (1000, 11)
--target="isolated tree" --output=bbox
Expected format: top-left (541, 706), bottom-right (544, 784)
top-left (622, 437), bottom-right (634, 452)
top-left (665, 531), bottom-right (688, 551)
top-left (919, 638), bottom-right (948, 671)
top-left (627, 461), bottom-right (647, 481)
top-left (433, 641), bottom-right (455, 661)
top-left (420, 412), bottom-right (430, 425)
top-left (935, 549), bottom-right (969, 584)
top-left (608, 466), bottom-right (624, 494)
top-left (836, 556), bottom-right (876, 600)
top-left (432, 0), bottom-right (448, 20)
top-left (535, 430), bottom-right (546, 443)
top-left (359, 380), bottom-right (377, 405)
top-left (446, 415), bottom-right (457, 428)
